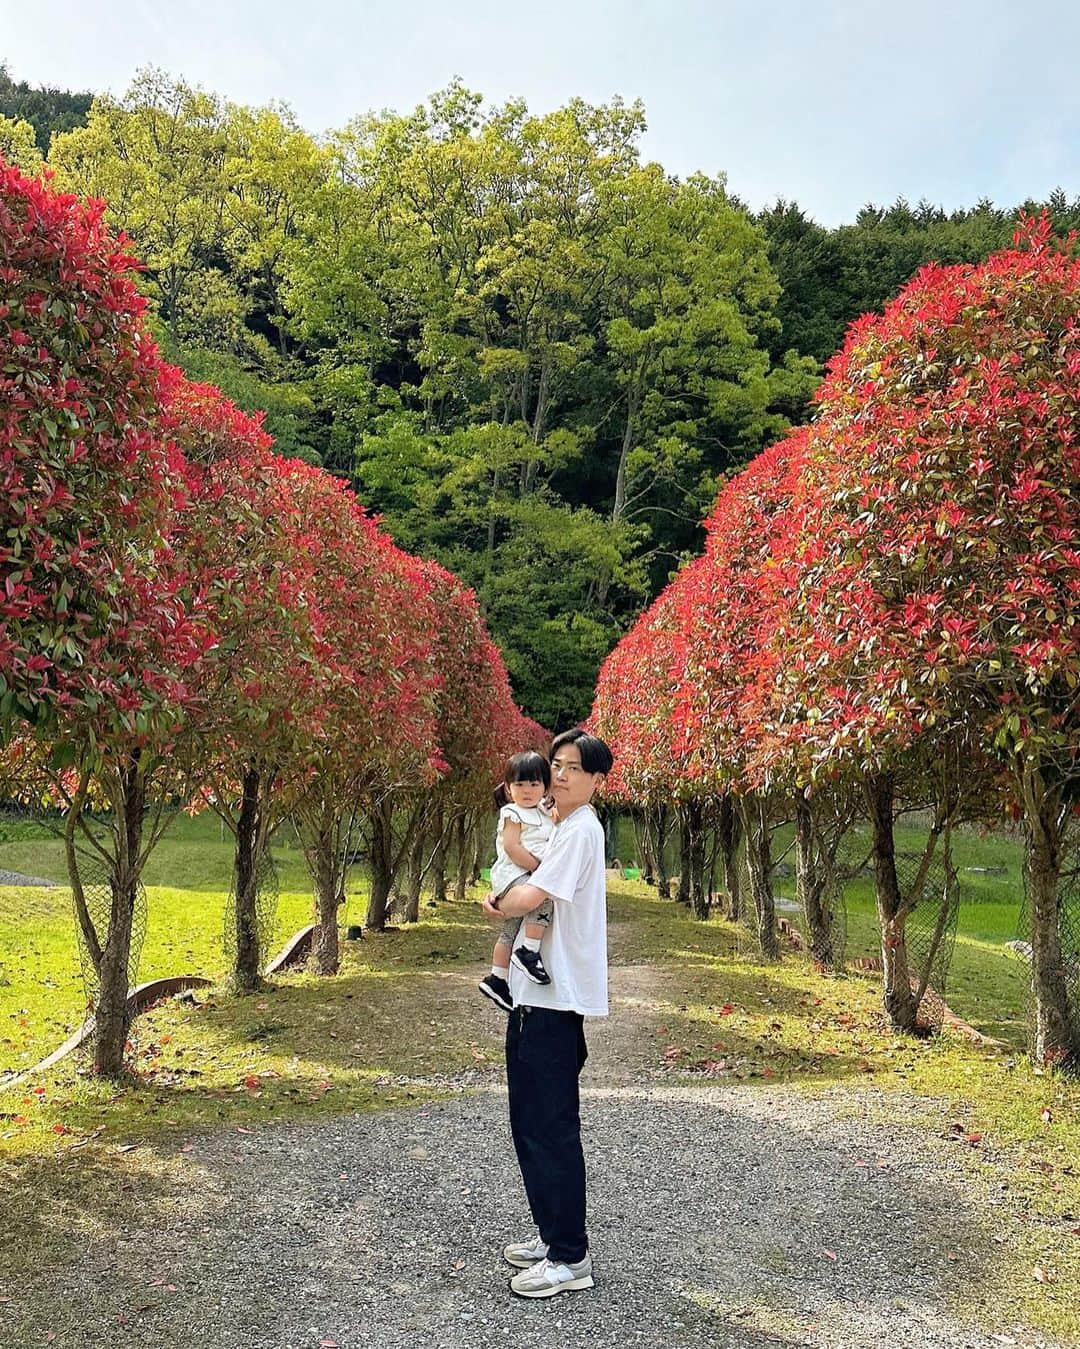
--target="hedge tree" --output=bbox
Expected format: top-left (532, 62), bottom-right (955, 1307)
top-left (288, 470), bottom-right (442, 972)
top-left (0, 158), bottom-right (220, 1077)
top-left (768, 216), bottom-right (1080, 1062)
top-left (168, 375), bottom-right (328, 991)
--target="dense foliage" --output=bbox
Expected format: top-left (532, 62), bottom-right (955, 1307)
top-left (0, 157), bottom-right (536, 1070)
top-left (11, 62), bottom-right (1078, 721)
top-left (594, 220), bottom-right (1080, 1067)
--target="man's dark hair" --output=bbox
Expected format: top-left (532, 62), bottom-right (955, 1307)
top-left (550, 727), bottom-right (613, 776)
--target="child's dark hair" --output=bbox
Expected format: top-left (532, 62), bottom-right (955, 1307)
top-left (493, 750), bottom-right (552, 809)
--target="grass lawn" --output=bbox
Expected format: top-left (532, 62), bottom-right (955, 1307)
top-left (0, 813), bottom-right (1077, 1340)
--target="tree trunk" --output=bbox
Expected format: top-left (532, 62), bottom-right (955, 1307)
top-left (365, 797), bottom-right (395, 931)
top-left (865, 773), bottom-right (918, 1031)
top-left (740, 794), bottom-right (779, 960)
top-left (310, 830), bottom-right (342, 975)
top-left (93, 756), bottom-right (146, 1077)
top-left (654, 803), bottom-right (671, 899)
top-left (1020, 766), bottom-right (1077, 1068)
top-left (471, 813), bottom-right (486, 884)
top-left (232, 764), bottom-right (265, 993)
top-left (716, 795), bottom-right (741, 921)
top-left (794, 794), bottom-right (840, 971)
top-left (403, 829), bottom-right (425, 924)
top-left (639, 809), bottom-right (656, 885)
top-left (612, 379), bottom-right (641, 523)
top-left (430, 804), bottom-right (449, 903)
top-left (707, 826), bottom-right (720, 907)
top-left (295, 800), bottom-right (347, 974)
top-left (687, 800), bottom-right (709, 920)
top-left (676, 806), bottom-right (692, 905)
top-left (453, 811), bottom-right (470, 903)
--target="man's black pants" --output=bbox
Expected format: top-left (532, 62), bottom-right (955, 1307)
top-left (505, 1004), bottom-right (589, 1264)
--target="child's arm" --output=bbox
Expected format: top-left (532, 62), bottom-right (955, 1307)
top-left (501, 818), bottom-right (542, 873)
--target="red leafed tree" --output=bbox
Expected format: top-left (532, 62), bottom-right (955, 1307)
top-left (669, 434), bottom-right (812, 950)
top-left (768, 217), bottom-right (1080, 1060)
top-left (0, 157), bottom-right (168, 729)
top-left (288, 472), bottom-right (443, 971)
top-left (0, 161), bottom-right (220, 1076)
top-left (167, 374), bottom-right (325, 991)
top-left (590, 562), bottom-right (705, 910)
top-left (379, 560), bottom-right (532, 923)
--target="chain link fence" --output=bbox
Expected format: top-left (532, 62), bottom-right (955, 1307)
top-left (1017, 832), bottom-right (1080, 1053)
top-left (833, 824), bottom-right (960, 1031)
top-left (71, 861), bottom-right (148, 1012)
top-left (222, 850), bottom-right (280, 966)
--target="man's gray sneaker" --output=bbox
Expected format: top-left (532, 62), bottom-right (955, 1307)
top-left (503, 1234), bottom-right (548, 1269)
top-left (509, 1254), bottom-right (594, 1298)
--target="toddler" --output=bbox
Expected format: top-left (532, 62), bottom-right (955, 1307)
top-left (478, 750), bottom-right (555, 1011)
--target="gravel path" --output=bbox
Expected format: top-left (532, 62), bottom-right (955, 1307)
top-left (0, 967), bottom-right (1066, 1349)
top-left (0, 868), bottom-right (56, 888)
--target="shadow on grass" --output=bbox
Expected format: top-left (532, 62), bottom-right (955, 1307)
top-left (0, 1140), bottom-right (202, 1284)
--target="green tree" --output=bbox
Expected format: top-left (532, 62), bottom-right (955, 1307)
top-left (0, 112), bottom-right (42, 174)
top-left (0, 63), bottom-right (92, 153)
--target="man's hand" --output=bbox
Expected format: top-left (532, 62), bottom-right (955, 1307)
top-left (481, 892), bottom-right (502, 921)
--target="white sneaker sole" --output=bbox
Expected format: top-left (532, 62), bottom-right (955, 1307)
top-left (510, 1272), bottom-right (595, 1298)
top-left (510, 951), bottom-right (550, 985)
top-left (479, 981), bottom-right (513, 1012)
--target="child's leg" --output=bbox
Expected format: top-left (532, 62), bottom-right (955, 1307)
top-left (492, 917), bottom-right (520, 975)
top-left (518, 896), bottom-right (554, 952)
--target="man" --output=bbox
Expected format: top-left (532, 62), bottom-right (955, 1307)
top-left (481, 726), bottom-right (613, 1299)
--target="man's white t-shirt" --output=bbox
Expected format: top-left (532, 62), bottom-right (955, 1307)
top-left (508, 802), bottom-right (608, 1018)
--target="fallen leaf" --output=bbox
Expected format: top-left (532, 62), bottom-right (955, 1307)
top-left (1040, 1108), bottom-right (1053, 1124)
top-left (244, 1075), bottom-right (260, 1090)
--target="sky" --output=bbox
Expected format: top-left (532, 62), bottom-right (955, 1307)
top-left (3, 0), bottom-right (1077, 225)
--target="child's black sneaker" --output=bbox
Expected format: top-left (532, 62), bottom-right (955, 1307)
top-left (479, 973), bottom-right (514, 1011)
top-left (511, 946), bottom-right (551, 985)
